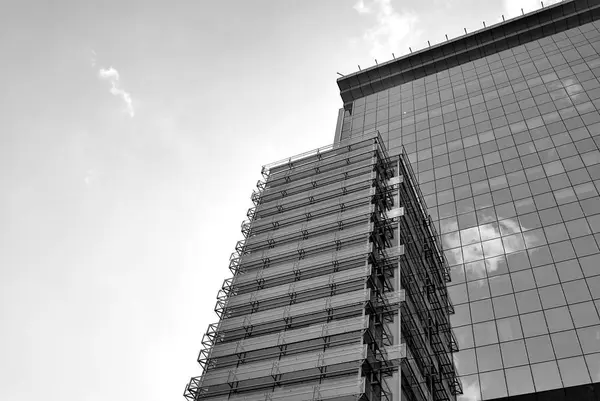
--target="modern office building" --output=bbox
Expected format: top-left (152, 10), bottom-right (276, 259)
top-left (336, 0), bottom-right (600, 399)
top-left (186, 0), bottom-right (600, 400)
top-left (184, 132), bottom-right (460, 401)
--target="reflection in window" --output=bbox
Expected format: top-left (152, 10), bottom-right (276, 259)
top-left (441, 217), bottom-right (542, 275)
top-left (482, 238), bottom-right (504, 258)
top-left (454, 325), bottom-right (475, 349)
top-left (479, 222), bottom-right (500, 240)
top-left (463, 243), bottom-right (484, 263)
top-left (468, 279), bottom-right (490, 301)
top-left (453, 348), bottom-right (478, 375)
top-left (458, 374), bottom-right (481, 401)
top-left (486, 255), bottom-right (509, 276)
top-left (461, 227), bottom-right (481, 245)
top-left (502, 234), bottom-right (525, 253)
top-left (465, 260), bottom-right (486, 281)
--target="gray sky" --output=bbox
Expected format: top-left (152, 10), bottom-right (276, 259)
top-left (0, 1), bottom-right (557, 400)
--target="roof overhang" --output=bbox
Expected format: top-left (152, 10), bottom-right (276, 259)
top-left (337, 0), bottom-right (600, 107)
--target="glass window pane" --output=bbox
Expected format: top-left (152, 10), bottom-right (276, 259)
top-left (551, 330), bottom-right (582, 358)
top-left (468, 279), bottom-right (491, 301)
top-left (496, 316), bottom-right (524, 342)
top-left (558, 356), bottom-right (591, 386)
top-left (506, 251), bottom-right (531, 272)
top-left (457, 374), bottom-right (481, 401)
top-left (584, 353), bottom-right (600, 383)
top-left (465, 260), bottom-right (487, 281)
top-left (531, 361), bottom-right (563, 392)
top-left (571, 301), bottom-right (600, 328)
top-left (555, 259), bottom-right (584, 282)
top-left (473, 321), bottom-right (499, 346)
top-left (549, 240), bottom-right (577, 262)
top-left (510, 269), bottom-right (536, 291)
top-left (489, 274), bottom-right (513, 296)
top-left (492, 294), bottom-right (518, 318)
top-left (539, 284), bottom-right (567, 308)
top-left (515, 289), bottom-right (542, 314)
top-left (505, 366), bottom-right (535, 396)
top-left (528, 246), bottom-right (554, 267)
top-left (501, 339), bottom-right (529, 368)
top-left (454, 348), bottom-right (478, 376)
top-left (450, 264), bottom-right (466, 283)
top-left (486, 255), bottom-right (509, 277)
top-left (545, 306), bottom-right (574, 332)
top-left (577, 325), bottom-right (600, 354)
top-left (526, 335), bottom-right (555, 363)
top-left (533, 264), bottom-right (560, 287)
top-left (476, 344), bottom-right (503, 372)
top-left (572, 235), bottom-right (600, 257)
top-left (452, 304), bottom-right (471, 326)
top-left (562, 279), bottom-right (592, 304)
top-left (521, 311), bottom-right (549, 337)
top-left (449, 283), bottom-right (469, 305)
top-left (471, 299), bottom-right (494, 323)
top-left (479, 370), bottom-right (508, 399)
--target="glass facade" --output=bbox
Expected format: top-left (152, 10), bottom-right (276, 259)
top-left (338, 14), bottom-right (600, 401)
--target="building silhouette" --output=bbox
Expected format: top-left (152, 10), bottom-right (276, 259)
top-left (186, 0), bottom-right (600, 399)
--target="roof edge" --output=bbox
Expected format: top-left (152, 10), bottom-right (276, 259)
top-left (337, 0), bottom-right (600, 106)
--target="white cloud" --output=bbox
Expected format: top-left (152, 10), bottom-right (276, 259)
top-left (99, 66), bottom-right (120, 81)
top-left (353, 0), bottom-right (372, 14)
top-left (84, 169), bottom-right (99, 187)
top-left (353, 0), bottom-right (422, 60)
top-left (98, 66), bottom-right (135, 118)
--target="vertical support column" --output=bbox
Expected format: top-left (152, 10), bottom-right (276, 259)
top-left (395, 157), bottom-right (402, 401)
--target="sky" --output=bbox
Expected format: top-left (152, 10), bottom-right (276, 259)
top-left (0, 0), bottom-right (562, 400)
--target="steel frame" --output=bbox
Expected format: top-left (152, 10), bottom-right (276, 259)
top-left (185, 132), bottom-right (461, 401)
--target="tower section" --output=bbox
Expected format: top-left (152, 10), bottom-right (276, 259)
top-left (184, 132), bottom-right (460, 401)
